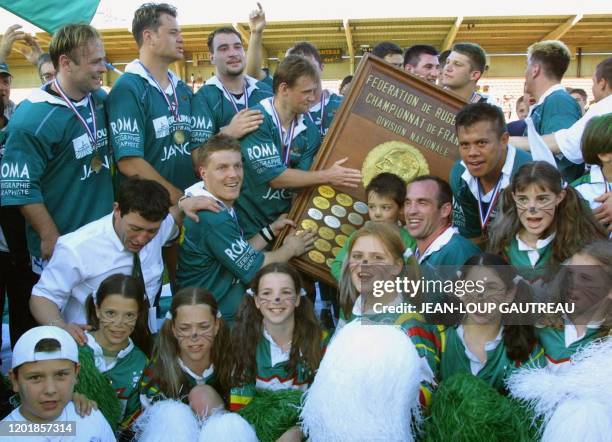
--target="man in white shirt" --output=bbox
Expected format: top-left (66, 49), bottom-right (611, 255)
top-left (3, 326), bottom-right (115, 442)
top-left (29, 178), bottom-right (210, 344)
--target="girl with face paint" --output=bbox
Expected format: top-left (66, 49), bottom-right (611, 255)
top-left (488, 161), bottom-right (606, 282)
top-left (81, 274), bottom-right (152, 433)
top-left (140, 288), bottom-right (230, 418)
top-left (536, 240), bottom-right (612, 372)
top-left (221, 263), bottom-right (326, 439)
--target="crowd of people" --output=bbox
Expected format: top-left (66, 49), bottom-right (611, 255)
top-left (0, 2), bottom-right (610, 441)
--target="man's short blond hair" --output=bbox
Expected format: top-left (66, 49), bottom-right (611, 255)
top-left (527, 40), bottom-right (571, 81)
top-left (49, 24), bottom-right (101, 70)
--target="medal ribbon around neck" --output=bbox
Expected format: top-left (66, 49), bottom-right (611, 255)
top-left (270, 98), bottom-right (297, 166)
top-left (53, 78), bottom-right (97, 150)
top-left (138, 61), bottom-right (180, 125)
top-left (476, 175), bottom-right (504, 231)
top-left (221, 81), bottom-right (249, 113)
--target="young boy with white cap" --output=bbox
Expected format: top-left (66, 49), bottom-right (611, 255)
top-left (3, 326), bottom-right (115, 441)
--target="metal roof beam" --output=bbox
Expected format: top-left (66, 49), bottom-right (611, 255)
top-left (541, 14), bottom-right (583, 40)
top-left (442, 16), bottom-right (463, 51)
top-left (343, 18), bottom-right (355, 74)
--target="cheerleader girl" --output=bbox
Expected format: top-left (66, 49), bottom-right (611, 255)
top-left (438, 253), bottom-right (546, 392)
top-left (224, 263), bottom-right (325, 440)
top-left (140, 287), bottom-right (230, 418)
top-left (338, 222), bottom-right (421, 326)
top-left (537, 240), bottom-right (611, 371)
top-left (488, 161), bottom-right (606, 282)
top-left (80, 274), bottom-right (152, 432)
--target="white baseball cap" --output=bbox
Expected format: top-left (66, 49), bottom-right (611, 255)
top-left (12, 326), bottom-right (79, 369)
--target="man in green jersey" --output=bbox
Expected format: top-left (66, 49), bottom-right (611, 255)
top-left (190, 27), bottom-right (271, 145)
top-left (107, 3), bottom-right (196, 203)
top-left (0, 24), bottom-right (112, 268)
top-left (522, 40), bottom-right (583, 182)
top-left (450, 102), bottom-right (532, 241)
top-left (178, 134), bottom-right (316, 321)
top-left (246, 4), bottom-right (344, 138)
top-left (235, 55), bottom-right (361, 237)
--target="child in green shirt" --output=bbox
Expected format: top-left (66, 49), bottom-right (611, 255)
top-left (488, 161), bottom-right (606, 283)
top-left (80, 274), bottom-right (153, 433)
top-left (330, 172), bottom-right (416, 281)
top-left (439, 253), bottom-right (546, 393)
top-left (537, 240), bottom-right (611, 371)
top-left (224, 263), bottom-right (326, 441)
top-left (140, 288), bottom-right (230, 419)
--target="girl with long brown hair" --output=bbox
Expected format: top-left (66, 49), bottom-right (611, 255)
top-left (139, 287), bottom-right (230, 418)
top-left (488, 161), bottom-right (606, 282)
top-left (223, 262), bottom-right (325, 439)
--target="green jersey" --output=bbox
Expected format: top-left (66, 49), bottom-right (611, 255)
top-left (450, 146), bottom-right (532, 239)
top-left (440, 325), bottom-right (546, 392)
top-left (261, 72), bottom-right (341, 137)
top-left (571, 165), bottom-right (610, 211)
top-left (524, 86), bottom-right (583, 182)
top-left (330, 224), bottom-right (416, 281)
top-left (177, 185), bottom-right (264, 321)
top-left (79, 333), bottom-right (147, 429)
top-left (191, 75), bottom-right (273, 143)
top-left (235, 97), bottom-right (322, 237)
top-left (0, 86), bottom-right (113, 257)
top-left (140, 357), bottom-right (215, 406)
top-left (307, 90), bottom-right (343, 137)
top-left (504, 234), bottom-right (554, 282)
top-left (107, 60), bottom-right (196, 191)
top-left (229, 328), bottom-right (329, 411)
top-left (536, 324), bottom-right (601, 370)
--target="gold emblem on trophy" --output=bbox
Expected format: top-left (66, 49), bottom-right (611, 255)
top-left (362, 141), bottom-right (429, 187)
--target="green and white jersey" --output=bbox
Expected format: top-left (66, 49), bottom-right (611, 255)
top-left (140, 357), bottom-right (215, 407)
top-left (0, 86), bottom-right (113, 257)
top-left (229, 328), bottom-right (328, 411)
top-left (504, 233), bottom-right (554, 282)
top-left (450, 146), bottom-right (532, 239)
top-left (407, 227), bottom-right (480, 267)
top-left (524, 85), bottom-right (583, 182)
top-left (107, 60), bottom-right (196, 191)
top-left (177, 184), bottom-right (264, 321)
top-left (439, 325), bottom-right (546, 392)
top-left (235, 97), bottom-right (322, 237)
top-left (306, 90), bottom-right (343, 137)
top-left (571, 165), bottom-right (611, 211)
top-left (80, 332), bottom-right (148, 429)
top-left (330, 223), bottom-right (416, 281)
top-left (191, 75), bottom-right (273, 143)
top-left (536, 323), bottom-right (602, 371)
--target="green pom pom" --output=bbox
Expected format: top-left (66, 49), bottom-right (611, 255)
top-left (238, 389), bottom-right (303, 442)
top-left (423, 374), bottom-right (539, 442)
top-left (75, 346), bottom-right (122, 430)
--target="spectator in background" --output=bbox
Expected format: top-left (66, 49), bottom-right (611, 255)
top-left (403, 44), bottom-right (440, 83)
top-left (507, 94), bottom-right (531, 136)
top-left (0, 24), bottom-right (47, 116)
top-left (339, 75), bottom-right (353, 96)
top-left (372, 41), bottom-right (404, 69)
top-left (568, 87), bottom-right (588, 114)
top-left (37, 53), bottom-right (56, 84)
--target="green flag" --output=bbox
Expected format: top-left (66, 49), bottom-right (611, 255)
top-left (0, 0), bottom-right (101, 34)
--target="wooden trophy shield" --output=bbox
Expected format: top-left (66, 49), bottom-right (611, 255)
top-left (276, 54), bottom-right (467, 286)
